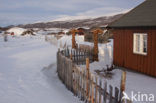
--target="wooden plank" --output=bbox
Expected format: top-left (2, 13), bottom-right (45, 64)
top-left (80, 70), bottom-right (83, 100)
top-left (91, 76), bottom-right (95, 103)
top-left (114, 87), bottom-right (119, 103)
top-left (83, 69), bottom-right (86, 101)
top-left (99, 79), bottom-right (102, 103)
top-left (103, 81), bottom-right (107, 103)
top-left (147, 31), bottom-right (151, 75)
top-left (70, 60), bottom-right (72, 90)
top-left (65, 57), bottom-right (67, 87)
top-left (95, 76), bottom-right (98, 103)
top-left (79, 50), bottom-right (81, 65)
top-left (77, 68), bottom-right (80, 98)
top-left (88, 73), bottom-right (91, 103)
top-left (86, 58), bottom-right (90, 98)
top-left (109, 85), bottom-right (113, 103)
top-left (76, 49), bottom-right (78, 65)
top-left (151, 31), bottom-right (155, 76)
top-left (67, 47), bottom-right (70, 57)
top-left (73, 67), bottom-right (76, 96)
top-left (76, 68), bottom-right (78, 96)
top-left (153, 30), bottom-right (156, 77)
top-left (74, 50), bottom-right (76, 63)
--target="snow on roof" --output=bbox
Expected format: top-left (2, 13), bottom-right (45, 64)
top-left (7, 27), bottom-right (27, 36)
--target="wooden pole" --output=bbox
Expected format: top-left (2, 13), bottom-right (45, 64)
top-left (72, 32), bottom-right (76, 49)
top-left (121, 71), bottom-right (126, 92)
top-left (91, 28), bottom-right (103, 61)
top-left (86, 58), bottom-right (89, 72)
top-left (120, 71), bottom-right (127, 103)
top-left (93, 32), bottom-right (98, 61)
top-left (70, 29), bottom-right (78, 49)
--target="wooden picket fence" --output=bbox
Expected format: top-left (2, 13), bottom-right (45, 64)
top-left (57, 49), bottom-right (130, 103)
top-left (60, 47), bottom-right (93, 65)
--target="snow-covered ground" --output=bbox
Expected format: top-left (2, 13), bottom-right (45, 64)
top-left (0, 32), bottom-right (155, 103)
top-left (0, 35), bottom-right (82, 103)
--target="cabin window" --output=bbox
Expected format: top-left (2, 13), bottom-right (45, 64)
top-left (133, 33), bottom-right (147, 55)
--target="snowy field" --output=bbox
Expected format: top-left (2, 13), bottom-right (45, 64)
top-left (0, 35), bottom-right (82, 103)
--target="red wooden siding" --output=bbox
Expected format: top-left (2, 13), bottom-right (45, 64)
top-left (113, 29), bottom-right (156, 77)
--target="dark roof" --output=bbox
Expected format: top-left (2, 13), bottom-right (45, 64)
top-left (108, 0), bottom-right (156, 28)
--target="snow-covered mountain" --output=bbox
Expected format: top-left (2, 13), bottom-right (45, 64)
top-left (18, 13), bottom-right (124, 29)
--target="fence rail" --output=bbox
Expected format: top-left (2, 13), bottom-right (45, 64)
top-left (57, 49), bottom-right (130, 103)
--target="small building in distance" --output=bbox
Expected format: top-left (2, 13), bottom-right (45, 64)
top-left (108, 0), bottom-right (156, 77)
top-left (77, 28), bottom-right (86, 35)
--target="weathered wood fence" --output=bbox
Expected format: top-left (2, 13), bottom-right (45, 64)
top-left (57, 49), bottom-right (130, 103)
top-left (60, 47), bottom-right (93, 65)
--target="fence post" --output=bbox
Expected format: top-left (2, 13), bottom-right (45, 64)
top-left (120, 71), bottom-right (127, 103)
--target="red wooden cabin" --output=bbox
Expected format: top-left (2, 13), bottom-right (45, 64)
top-left (108, 0), bottom-right (156, 77)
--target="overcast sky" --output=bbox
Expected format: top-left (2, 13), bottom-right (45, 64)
top-left (0, 0), bottom-right (144, 27)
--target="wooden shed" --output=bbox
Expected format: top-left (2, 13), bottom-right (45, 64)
top-left (108, 0), bottom-right (156, 77)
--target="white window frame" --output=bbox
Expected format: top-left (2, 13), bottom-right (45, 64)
top-left (133, 33), bottom-right (148, 55)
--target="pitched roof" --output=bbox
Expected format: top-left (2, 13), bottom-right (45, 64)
top-left (108, 0), bottom-right (156, 28)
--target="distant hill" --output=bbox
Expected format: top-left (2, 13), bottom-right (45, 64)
top-left (0, 26), bottom-right (14, 31)
top-left (18, 14), bottom-right (124, 29)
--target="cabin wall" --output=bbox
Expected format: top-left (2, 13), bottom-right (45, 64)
top-left (113, 29), bottom-right (156, 77)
